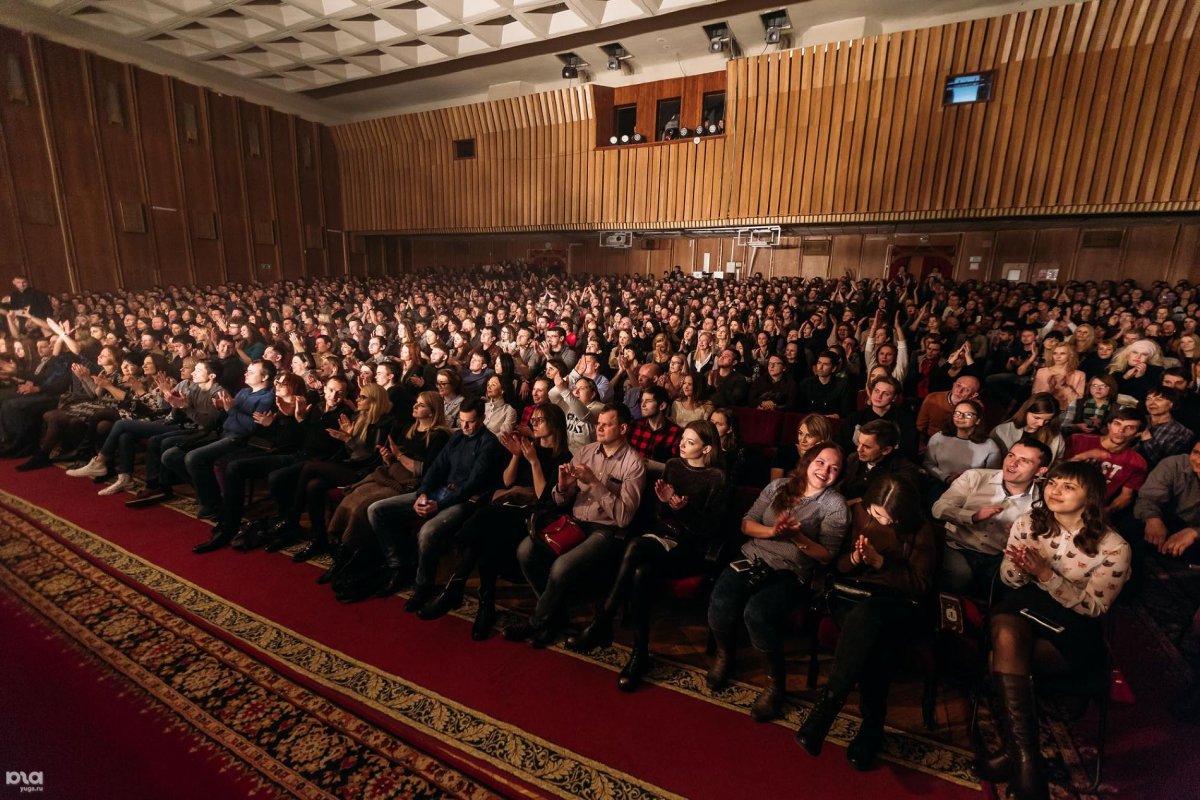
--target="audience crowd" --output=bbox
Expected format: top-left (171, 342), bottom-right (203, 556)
top-left (3, 263), bottom-right (1200, 799)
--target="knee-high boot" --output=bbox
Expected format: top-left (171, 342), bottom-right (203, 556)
top-left (976, 673), bottom-right (1048, 800)
top-left (706, 628), bottom-right (737, 690)
top-left (750, 649), bottom-right (788, 722)
top-left (847, 674), bottom-right (889, 770)
top-left (795, 686), bottom-right (848, 756)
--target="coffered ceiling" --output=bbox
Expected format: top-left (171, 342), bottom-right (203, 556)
top-left (3, 0), bottom-right (1083, 123)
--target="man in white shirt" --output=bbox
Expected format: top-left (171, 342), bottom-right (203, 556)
top-left (932, 436), bottom-right (1052, 595)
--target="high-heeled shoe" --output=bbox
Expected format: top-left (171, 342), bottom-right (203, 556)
top-left (795, 688), bottom-right (846, 756)
top-left (617, 647), bottom-right (650, 692)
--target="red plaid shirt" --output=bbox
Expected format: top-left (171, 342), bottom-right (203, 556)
top-left (629, 418), bottom-right (682, 463)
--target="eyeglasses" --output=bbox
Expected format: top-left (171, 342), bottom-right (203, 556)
top-left (530, 416), bottom-right (546, 424)
top-left (436, 381), bottom-right (450, 387)
top-left (952, 411), bottom-right (978, 419)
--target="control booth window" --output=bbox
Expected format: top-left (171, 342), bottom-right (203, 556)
top-left (614, 104), bottom-right (637, 142)
top-left (701, 91), bottom-right (725, 135)
top-left (943, 72), bottom-right (994, 105)
top-left (656, 97), bottom-right (681, 141)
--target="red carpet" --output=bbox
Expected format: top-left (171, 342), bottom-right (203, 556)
top-left (0, 462), bottom-right (981, 799)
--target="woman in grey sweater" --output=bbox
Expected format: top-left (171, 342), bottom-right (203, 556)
top-left (705, 441), bottom-right (851, 721)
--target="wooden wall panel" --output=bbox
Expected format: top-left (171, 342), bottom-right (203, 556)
top-left (336, 0), bottom-right (1200, 235)
top-left (240, 100), bottom-right (278, 281)
top-left (133, 68), bottom-right (194, 288)
top-left (89, 55), bottom-right (158, 289)
top-left (296, 119), bottom-right (327, 277)
top-left (269, 110), bottom-right (303, 279)
top-left (0, 28), bottom-right (71, 292)
top-left (207, 91), bottom-right (249, 285)
top-left (38, 40), bottom-right (119, 291)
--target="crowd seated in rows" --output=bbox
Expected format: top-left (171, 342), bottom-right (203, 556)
top-left (3, 264), bottom-right (1199, 797)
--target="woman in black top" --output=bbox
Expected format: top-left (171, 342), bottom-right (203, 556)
top-left (568, 419), bottom-right (728, 692)
top-left (416, 401), bottom-right (572, 639)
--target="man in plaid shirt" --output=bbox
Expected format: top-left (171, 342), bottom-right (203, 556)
top-left (628, 385), bottom-right (681, 470)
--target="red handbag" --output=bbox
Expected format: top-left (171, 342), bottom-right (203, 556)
top-left (531, 514), bottom-right (587, 556)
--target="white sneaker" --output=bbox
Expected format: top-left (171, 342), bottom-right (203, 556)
top-left (67, 457), bottom-right (108, 479)
top-left (98, 474), bottom-right (133, 496)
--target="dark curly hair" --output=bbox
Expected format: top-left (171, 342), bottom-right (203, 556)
top-left (1027, 461), bottom-right (1109, 557)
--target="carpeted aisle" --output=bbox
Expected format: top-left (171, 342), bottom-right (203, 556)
top-left (0, 462), bottom-right (984, 799)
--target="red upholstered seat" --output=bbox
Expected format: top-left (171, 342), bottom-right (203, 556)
top-left (734, 407), bottom-right (783, 447)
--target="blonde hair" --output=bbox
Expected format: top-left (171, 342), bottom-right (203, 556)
top-left (1108, 338), bottom-right (1165, 374)
top-left (350, 382), bottom-right (391, 441)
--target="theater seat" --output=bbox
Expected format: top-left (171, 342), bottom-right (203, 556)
top-left (734, 407), bottom-right (783, 447)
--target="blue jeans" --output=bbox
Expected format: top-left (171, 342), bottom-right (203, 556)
top-left (368, 492), bottom-right (474, 589)
top-left (100, 418), bottom-right (178, 476)
top-left (707, 565), bottom-right (806, 652)
top-left (516, 525), bottom-right (616, 628)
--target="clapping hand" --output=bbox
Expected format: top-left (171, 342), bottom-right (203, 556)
top-left (653, 479), bottom-right (675, 504)
top-left (252, 409), bottom-right (276, 427)
top-left (326, 413), bottom-right (354, 442)
top-left (853, 535), bottom-right (883, 568)
top-left (1004, 543), bottom-right (1052, 582)
top-left (557, 463), bottom-right (578, 491)
top-left (499, 431), bottom-right (524, 458)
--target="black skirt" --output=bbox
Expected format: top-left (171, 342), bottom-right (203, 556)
top-left (992, 583), bottom-right (1105, 672)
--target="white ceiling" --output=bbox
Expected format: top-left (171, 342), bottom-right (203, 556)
top-left (4, 0), bottom-right (1083, 123)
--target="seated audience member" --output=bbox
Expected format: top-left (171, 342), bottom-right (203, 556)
top-left (482, 374), bottom-right (517, 436)
top-left (520, 376), bottom-right (552, 427)
top-left (1064, 374), bottom-right (1117, 435)
top-left (706, 442), bottom-right (849, 721)
top-left (324, 392), bottom-right (450, 591)
top-left (1162, 366), bottom-right (1200, 430)
top-left (254, 382), bottom-right (392, 559)
top-left (622, 363), bottom-right (659, 420)
top-left (923, 398), bottom-right (1001, 490)
top-left (770, 413), bottom-right (835, 481)
top-left (838, 419), bottom-right (919, 503)
top-left (1065, 408), bottom-right (1148, 515)
top-left (709, 407), bottom-right (745, 487)
top-left (931, 436), bottom-right (1052, 595)
top-left (417, 401), bottom-right (572, 638)
top-left (915, 375), bottom-right (982, 441)
top-left (361, 398), bottom-right (503, 606)
top-left (507, 403), bottom-right (645, 647)
top-left (669, 373), bottom-right (710, 426)
top-left (1134, 386), bottom-right (1193, 468)
top-left (71, 359), bottom-right (222, 493)
top-left (1032, 341), bottom-right (1087, 416)
top-left (795, 475), bottom-right (937, 768)
top-left (435, 368), bottom-right (464, 426)
top-left (990, 392), bottom-right (1065, 463)
top-left (1132, 441), bottom-right (1200, 564)
top-left (864, 313), bottom-right (909, 384)
top-left (0, 334), bottom-right (73, 457)
top-left (841, 375), bottom-right (917, 459)
top-left (629, 385), bottom-right (682, 470)
top-left (569, 420), bottom-right (727, 691)
top-left (748, 355), bottom-right (797, 411)
top-left (548, 361), bottom-right (602, 454)
top-left (976, 461), bottom-right (1129, 800)
top-left (1109, 338), bottom-right (1165, 401)
top-left (567, 352), bottom-right (612, 403)
top-left (459, 349), bottom-right (495, 398)
top-left (159, 359), bottom-right (276, 522)
top-left (706, 347), bottom-right (751, 407)
top-left (797, 350), bottom-right (853, 418)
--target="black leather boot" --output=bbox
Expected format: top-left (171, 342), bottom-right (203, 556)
top-left (795, 687), bottom-right (846, 756)
top-left (977, 673), bottom-right (1048, 800)
top-left (846, 676), bottom-right (888, 771)
top-left (372, 566), bottom-right (410, 599)
top-left (567, 613), bottom-right (614, 653)
top-left (706, 629), bottom-right (736, 690)
top-left (618, 645), bottom-right (650, 692)
top-left (317, 545), bottom-right (351, 584)
top-left (750, 649), bottom-right (788, 722)
top-left (416, 580), bottom-right (465, 620)
top-left (403, 584), bottom-right (435, 612)
top-left (192, 526), bottom-right (235, 554)
top-left (471, 584), bottom-right (496, 641)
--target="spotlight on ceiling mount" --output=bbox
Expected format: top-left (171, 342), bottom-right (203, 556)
top-left (703, 22), bottom-right (739, 58)
top-left (601, 43), bottom-right (633, 73)
top-left (556, 52), bottom-right (587, 80)
top-left (760, 10), bottom-right (792, 48)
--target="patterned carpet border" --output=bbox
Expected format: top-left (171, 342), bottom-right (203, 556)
top-left (0, 507), bottom-right (501, 800)
top-left (0, 490), bottom-right (681, 800)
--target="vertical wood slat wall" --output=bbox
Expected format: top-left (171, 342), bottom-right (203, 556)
top-left (335, 0), bottom-right (1200, 235)
top-left (0, 26), bottom-right (340, 293)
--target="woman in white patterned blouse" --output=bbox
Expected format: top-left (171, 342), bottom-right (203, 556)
top-left (976, 461), bottom-right (1130, 800)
